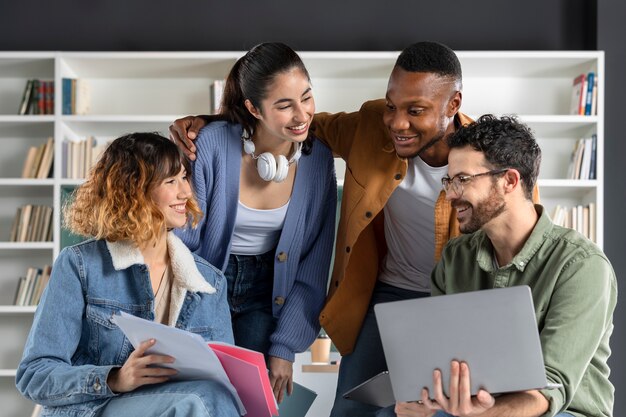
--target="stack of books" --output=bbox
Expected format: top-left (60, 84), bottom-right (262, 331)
top-left (18, 79), bottom-right (54, 115)
top-left (9, 205), bottom-right (53, 242)
top-left (567, 134), bottom-right (597, 180)
top-left (63, 137), bottom-right (110, 179)
top-left (551, 203), bottom-right (596, 243)
top-left (570, 72), bottom-right (598, 116)
top-left (62, 78), bottom-right (91, 115)
top-left (13, 266), bottom-right (52, 306)
top-left (21, 137), bottom-right (54, 179)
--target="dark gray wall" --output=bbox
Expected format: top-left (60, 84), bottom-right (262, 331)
top-left (0, 0), bottom-right (595, 51)
top-left (2, 0), bottom-right (623, 413)
top-left (598, 1), bottom-right (626, 414)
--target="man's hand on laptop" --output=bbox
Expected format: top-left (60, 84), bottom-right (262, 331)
top-left (393, 400), bottom-right (437, 417)
top-left (423, 360), bottom-right (495, 416)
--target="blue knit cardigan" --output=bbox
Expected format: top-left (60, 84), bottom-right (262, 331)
top-left (176, 121), bottom-right (337, 361)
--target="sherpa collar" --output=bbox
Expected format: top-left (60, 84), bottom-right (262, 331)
top-left (105, 232), bottom-right (216, 295)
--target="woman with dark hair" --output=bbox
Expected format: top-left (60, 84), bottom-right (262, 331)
top-left (176, 42), bottom-right (337, 402)
top-left (16, 133), bottom-right (241, 416)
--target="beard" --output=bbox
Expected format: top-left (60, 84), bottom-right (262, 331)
top-left (404, 129), bottom-right (446, 160)
top-left (455, 186), bottom-right (506, 234)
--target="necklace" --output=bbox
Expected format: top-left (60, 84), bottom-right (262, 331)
top-left (155, 265), bottom-right (168, 294)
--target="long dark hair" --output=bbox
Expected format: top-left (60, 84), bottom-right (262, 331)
top-left (220, 42), bottom-right (313, 154)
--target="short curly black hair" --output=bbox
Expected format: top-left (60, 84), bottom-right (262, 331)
top-left (447, 114), bottom-right (541, 200)
top-left (395, 41), bottom-right (462, 86)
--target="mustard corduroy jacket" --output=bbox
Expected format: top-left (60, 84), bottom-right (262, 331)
top-left (312, 99), bottom-right (472, 355)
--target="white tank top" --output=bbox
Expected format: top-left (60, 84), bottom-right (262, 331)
top-left (378, 156), bottom-right (448, 292)
top-left (230, 200), bottom-right (289, 255)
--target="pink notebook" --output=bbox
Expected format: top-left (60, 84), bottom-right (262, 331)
top-left (208, 343), bottom-right (278, 417)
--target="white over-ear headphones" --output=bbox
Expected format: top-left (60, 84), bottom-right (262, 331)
top-left (242, 132), bottom-right (303, 183)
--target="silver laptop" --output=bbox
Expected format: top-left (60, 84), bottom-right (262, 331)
top-left (374, 285), bottom-right (559, 402)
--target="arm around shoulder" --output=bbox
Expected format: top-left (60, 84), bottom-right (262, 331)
top-left (312, 108), bottom-right (364, 160)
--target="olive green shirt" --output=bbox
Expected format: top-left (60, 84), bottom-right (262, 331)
top-left (431, 205), bottom-right (616, 417)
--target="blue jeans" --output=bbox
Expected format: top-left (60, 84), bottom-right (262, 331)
top-left (224, 251), bottom-right (277, 359)
top-left (98, 380), bottom-right (240, 416)
top-left (376, 405), bottom-right (576, 416)
top-left (330, 281), bottom-right (430, 417)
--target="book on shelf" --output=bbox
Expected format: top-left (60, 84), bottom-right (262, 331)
top-left (37, 80), bottom-right (46, 115)
top-left (9, 204), bottom-right (53, 242)
top-left (20, 138), bottom-right (54, 179)
top-left (570, 74), bottom-right (586, 115)
top-left (18, 79), bottom-right (54, 115)
top-left (30, 80), bottom-right (40, 115)
top-left (579, 138), bottom-right (592, 180)
top-left (36, 137), bottom-right (55, 179)
top-left (590, 75), bottom-right (598, 116)
top-left (62, 78), bottom-right (91, 115)
top-left (21, 146), bottom-right (38, 178)
top-left (584, 72), bottom-right (595, 116)
top-left (13, 277), bottom-right (25, 305)
top-left (210, 79), bottom-right (225, 114)
top-left (30, 142), bottom-right (46, 178)
top-left (566, 138), bottom-right (583, 180)
top-left (25, 205), bottom-right (40, 242)
top-left (550, 204), bottom-right (596, 243)
top-left (64, 136), bottom-right (111, 179)
top-left (588, 134), bottom-right (597, 180)
top-left (14, 269), bottom-right (33, 306)
top-left (22, 268), bottom-right (39, 306)
top-left (567, 135), bottom-right (596, 180)
top-left (62, 78), bottom-right (72, 115)
top-left (16, 204), bottom-right (32, 242)
top-left (9, 207), bottom-right (21, 242)
top-left (18, 80), bottom-right (35, 115)
top-left (13, 266), bottom-right (51, 306)
top-left (570, 72), bottom-right (598, 116)
top-left (32, 265), bottom-right (52, 306)
top-left (45, 81), bottom-right (55, 115)
top-left (589, 202), bottom-right (596, 243)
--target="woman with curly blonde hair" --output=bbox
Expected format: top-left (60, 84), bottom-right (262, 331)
top-left (16, 132), bottom-right (241, 417)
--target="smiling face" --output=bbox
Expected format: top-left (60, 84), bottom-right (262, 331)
top-left (246, 67), bottom-right (315, 145)
top-left (383, 67), bottom-right (461, 165)
top-left (446, 146), bottom-right (507, 234)
top-left (150, 166), bottom-right (192, 230)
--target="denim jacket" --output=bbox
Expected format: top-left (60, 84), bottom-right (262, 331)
top-left (16, 232), bottom-right (233, 417)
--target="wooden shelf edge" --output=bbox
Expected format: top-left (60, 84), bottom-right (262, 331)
top-left (301, 363), bottom-right (339, 373)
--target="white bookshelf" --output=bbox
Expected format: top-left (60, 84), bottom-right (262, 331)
top-left (0, 50), bottom-right (604, 416)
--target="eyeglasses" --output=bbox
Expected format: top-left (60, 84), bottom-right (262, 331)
top-left (441, 168), bottom-right (509, 196)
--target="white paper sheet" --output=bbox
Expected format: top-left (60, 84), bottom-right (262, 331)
top-left (111, 312), bottom-right (245, 414)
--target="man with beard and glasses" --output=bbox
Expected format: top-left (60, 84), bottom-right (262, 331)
top-left (383, 115), bottom-right (616, 417)
top-left (169, 42), bottom-right (537, 416)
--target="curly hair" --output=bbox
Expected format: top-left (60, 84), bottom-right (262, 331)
top-left (64, 132), bottom-right (202, 245)
top-left (447, 114), bottom-right (541, 200)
